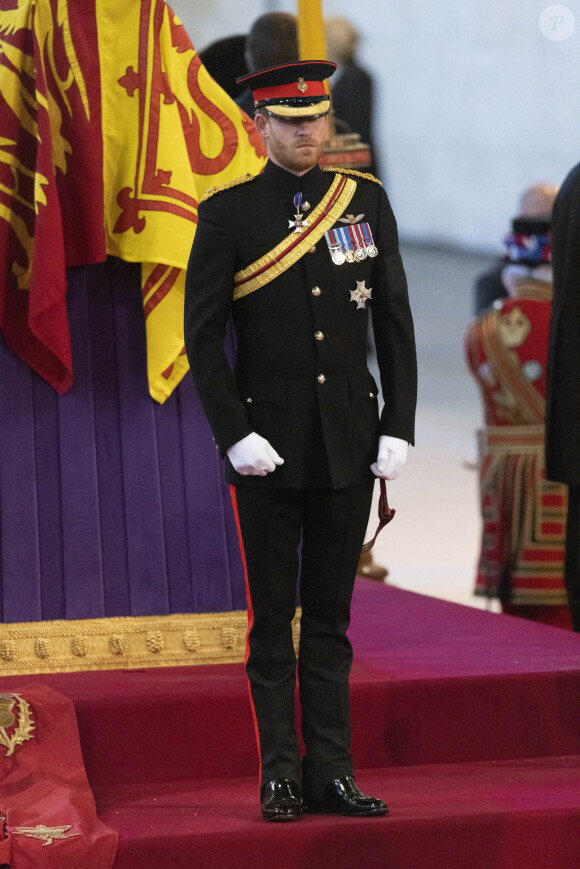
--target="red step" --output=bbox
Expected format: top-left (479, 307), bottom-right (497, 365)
top-left (2, 582), bottom-right (579, 868)
top-left (94, 758), bottom-right (580, 869)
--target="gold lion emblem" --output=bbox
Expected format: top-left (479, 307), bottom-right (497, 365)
top-left (297, 77), bottom-right (308, 94)
top-left (497, 306), bottom-right (531, 349)
top-left (0, 694), bottom-right (35, 757)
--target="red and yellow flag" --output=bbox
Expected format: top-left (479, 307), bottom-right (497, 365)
top-left (99, 0), bottom-right (267, 400)
top-left (0, 0), bottom-right (105, 393)
top-left (0, 0), bottom-right (267, 401)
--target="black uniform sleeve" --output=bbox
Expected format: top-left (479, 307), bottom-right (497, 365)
top-left (184, 199), bottom-right (253, 454)
top-left (546, 161), bottom-right (580, 484)
top-left (369, 187), bottom-right (418, 445)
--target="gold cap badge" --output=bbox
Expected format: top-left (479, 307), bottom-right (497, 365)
top-left (297, 77), bottom-right (308, 94)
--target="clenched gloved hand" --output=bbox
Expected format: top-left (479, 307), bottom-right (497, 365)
top-left (227, 432), bottom-right (284, 476)
top-left (371, 435), bottom-right (408, 480)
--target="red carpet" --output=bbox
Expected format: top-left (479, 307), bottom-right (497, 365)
top-left (1, 580), bottom-right (579, 868)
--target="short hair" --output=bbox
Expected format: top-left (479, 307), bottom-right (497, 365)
top-left (325, 17), bottom-right (360, 62)
top-left (246, 12), bottom-right (298, 72)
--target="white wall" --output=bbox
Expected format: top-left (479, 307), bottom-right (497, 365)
top-left (169, 0), bottom-right (580, 253)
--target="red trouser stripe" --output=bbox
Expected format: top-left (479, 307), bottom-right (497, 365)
top-left (229, 484), bottom-right (262, 783)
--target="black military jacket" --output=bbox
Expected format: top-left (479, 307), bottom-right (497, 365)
top-left (184, 160), bottom-right (417, 489)
top-left (546, 160), bottom-right (580, 485)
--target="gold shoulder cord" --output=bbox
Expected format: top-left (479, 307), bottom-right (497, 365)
top-left (201, 173), bottom-right (256, 202)
top-left (322, 166), bottom-right (382, 186)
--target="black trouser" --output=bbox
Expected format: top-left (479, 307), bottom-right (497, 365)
top-left (565, 484), bottom-right (580, 631)
top-left (231, 480), bottom-right (375, 801)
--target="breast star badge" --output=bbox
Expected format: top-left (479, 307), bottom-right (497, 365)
top-left (350, 280), bottom-right (372, 309)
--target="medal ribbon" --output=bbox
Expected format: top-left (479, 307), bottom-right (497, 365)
top-left (233, 174), bottom-right (357, 300)
top-left (339, 226), bottom-right (353, 253)
top-left (353, 224), bottom-right (365, 248)
top-left (360, 222), bottom-right (375, 249)
top-left (324, 228), bottom-right (342, 247)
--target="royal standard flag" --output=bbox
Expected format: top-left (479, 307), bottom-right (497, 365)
top-left (0, 0), bottom-right (267, 401)
top-left (98, 0), bottom-right (267, 400)
top-left (0, 0), bottom-right (105, 393)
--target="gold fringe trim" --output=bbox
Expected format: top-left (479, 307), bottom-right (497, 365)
top-left (322, 166), bottom-right (382, 186)
top-left (481, 424), bottom-right (546, 453)
top-left (201, 173), bottom-right (256, 202)
top-left (0, 610), bottom-right (302, 676)
top-left (474, 588), bottom-right (568, 605)
top-left (511, 280), bottom-right (553, 302)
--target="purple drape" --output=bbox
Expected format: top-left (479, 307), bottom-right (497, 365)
top-left (0, 257), bottom-right (246, 623)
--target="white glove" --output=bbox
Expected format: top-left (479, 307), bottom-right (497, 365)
top-left (227, 432), bottom-right (284, 476)
top-left (371, 435), bottom-right (408, 480)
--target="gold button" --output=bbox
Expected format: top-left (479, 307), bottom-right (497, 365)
top-left (369, 392), bottom-right (374, 398)
top-left (309, 246), bottom-right (317, 254)
top-left (317, 374), bottom-right (326, 384)
top-left (312, 286), bottom-right (321, 296)
top-left (315, 331), bottom-right (324, 341)
top-left (246, 397), bottom-right (252, 403)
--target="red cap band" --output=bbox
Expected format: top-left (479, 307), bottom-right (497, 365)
top-left (253, 80), bottom-right (328, 103)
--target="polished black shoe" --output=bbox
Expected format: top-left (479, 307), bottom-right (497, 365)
top-left (304, 774), bottom-right (389, 817)
top-left (261, 778), bottom-right (302, 822)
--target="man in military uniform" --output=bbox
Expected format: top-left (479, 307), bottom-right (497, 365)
top-left (184, 61), bottom-right (417, 821)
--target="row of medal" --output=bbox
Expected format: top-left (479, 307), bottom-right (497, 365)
top-left (324, 223), bottom-right (378, 265)
top-left (289, 193), bottom-right (379, 265)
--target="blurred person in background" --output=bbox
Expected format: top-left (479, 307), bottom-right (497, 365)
top-left (324, 16), bottom-right (378, 176)
top-left (466, 216), bottom-right (571, 629)
top-left (474, 183), bottom-right (559, 314)
top-left (198, 35), bottom-right (248, 101)
top-left (234, 12), bottom-right (299, 117)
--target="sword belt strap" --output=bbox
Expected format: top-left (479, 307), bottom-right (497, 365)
top-left (233, 173), bottom-right (357, 300)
